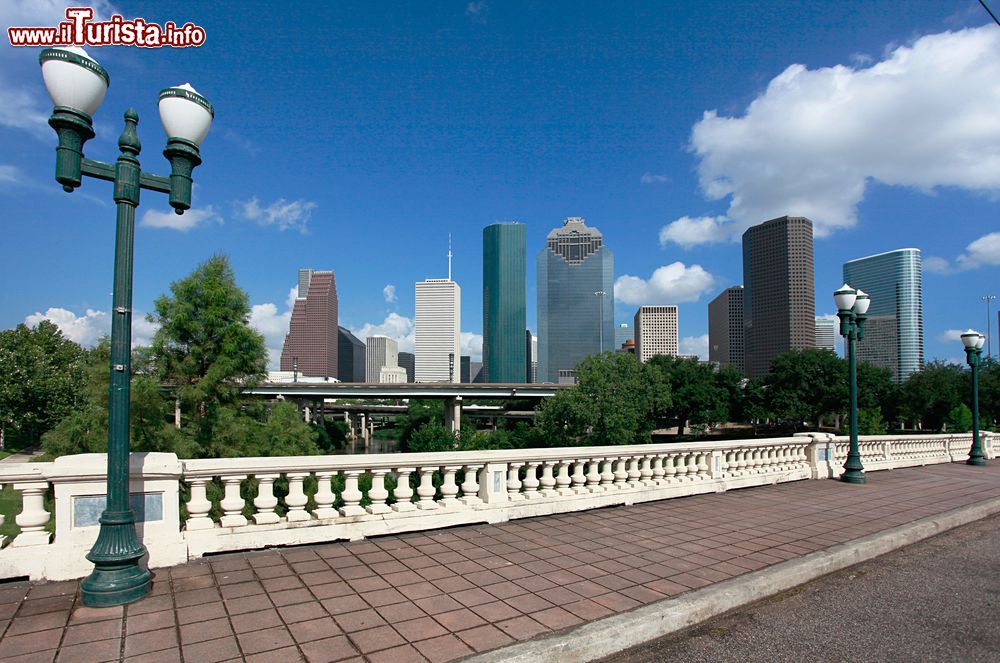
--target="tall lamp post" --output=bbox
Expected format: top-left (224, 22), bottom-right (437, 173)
top-left (984, 295), bottom-right (996, 361)
top-left (595, 290), bottom-right (606, 353)
top-left (39, 46), bottom-right (213, 607)
top-left (834, 284), bottom-right (870, 484)
top-left (961, 330), bottom-right (986, 466)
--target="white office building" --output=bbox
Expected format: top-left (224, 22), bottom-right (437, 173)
top-left (815, 317), bottom-right (836, 352)
top-left (378, 366), bottom-right (408, 383)
top-left (365, 335), bottom-right (398, 383)
top-left (634, 305), bottom-right (679, 363)
top-left (415, 278), bottom-right (461, 382)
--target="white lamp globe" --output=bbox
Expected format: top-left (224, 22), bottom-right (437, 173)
top-left (834, 284), bottom-right (856, 311)
top-left (158, 84), bottom-right (214, 146)
top-left (39, 47), bottom-right (109, 117)
top-left (976, 334), bottom-right (986, 350)
top-left (853, 290), bottom-right (871, 315)
top-left (961, 329), bottom-right (980, 349)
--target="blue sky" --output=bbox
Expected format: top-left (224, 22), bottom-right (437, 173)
top-left (2, 0), bottom-right (998, 368)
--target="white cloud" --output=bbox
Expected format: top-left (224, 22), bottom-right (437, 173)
top-left (680, 26), bottom-right (1000, 245)
top-left (0, 164), bottom-right (19, 184)
top-left (936, 328), bottom-right (970, 344)
top-left (956, 232), bottom-right (1000, 270)
top-left (383, 284), bottom-right (397, 303)
top-left (23, 306), bottom-right (157, 347)
top-left (461, 332), bottom-right (483, 362)
top-left (640, 173), bottom-right (670, 185)
top-left (923, 256), bottom-right (951, 274)
top-left (237, 196), bottom-right (317, 233)
top-left (679, 334), bottom-right (709, 360)
top-left (466, 1), bottom-right (488, 23)
top-left (614, 262), bottom-right (715, 305)
top-left (658, 215), bottom-right (731, 249)
top-left (249, 286), bottom-right (297, 370)
top-left (351, 313), bottom-right (415, 353)
top-left (140, 206), bottom-right (220, 232)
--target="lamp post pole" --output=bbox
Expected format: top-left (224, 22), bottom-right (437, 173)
top-left (984, 295), bottom-right (996, 361)
top-left (40, 47), bottom-right (213, 607)
top-left (834, 285), bottom-right (869, 484)
top-left (962, 330), bottom-right (986, 466)
top-left (595, 290), bottom-right (606, 353)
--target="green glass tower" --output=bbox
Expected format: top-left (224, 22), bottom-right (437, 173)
top-left (483, 222), bottom-right (527, 382)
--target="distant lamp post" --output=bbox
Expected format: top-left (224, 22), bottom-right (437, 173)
top-left (834, 284), bottom-right (869, 484)
top-left (984, 295), bottom-right (996, 361)
top-left (40, 46), bottom-right (213, 607)
top-left (961, 329), bottom-right (986, 466)
top-left (594, 290), bottom-right (607, 353)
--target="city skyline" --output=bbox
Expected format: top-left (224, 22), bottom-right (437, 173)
top-left (3, 3), bottom-right (998, 370)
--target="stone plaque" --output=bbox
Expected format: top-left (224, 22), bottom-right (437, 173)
top-left (73, 492), bottom-right (163, 528)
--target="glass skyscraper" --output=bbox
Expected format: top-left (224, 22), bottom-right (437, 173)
top-left (483, 223), bottom-right (527, 382)
top-left (843, 248), bottom-right (924, 383)
top-left (537, 217), bottom-right (614, 383)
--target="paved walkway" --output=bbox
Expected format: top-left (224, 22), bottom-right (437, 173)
top-left (1, 463), bottom-right (999, 663)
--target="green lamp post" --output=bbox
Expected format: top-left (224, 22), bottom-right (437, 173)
top-left (39, 46), bottom-right (214, 607)
top-left (834, 284), bottom-right (870, 484)
top-left (961, 329), bottom-right (986, 466)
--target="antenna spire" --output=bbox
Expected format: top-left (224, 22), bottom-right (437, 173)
top-left (448, 234), bottom-right (453, 281)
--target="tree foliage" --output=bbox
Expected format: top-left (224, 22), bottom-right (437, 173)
top-left (647, 355), bottom-right (729, 436)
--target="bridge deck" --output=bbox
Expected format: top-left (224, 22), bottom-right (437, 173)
top-left (2, 462), bottom-right (998, 662)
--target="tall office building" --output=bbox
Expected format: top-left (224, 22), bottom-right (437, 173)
top-left (708, 286), bottom-right (744, 372)
top-left (634, 306), bottom-right (679, 362)
top-left (843, 248), bottom-right (924, 382)
top-left (483, 223), bottom-right (526, 382)
top-left (614, 323), bottom-right (633, 351)
top-left (365, 335), bottom-right (398, 384)
top-left (397, 352), bottom-right (415, 383)
top-left (415, 278), bottom-right (461, 383)
top-left (537, 217), bottom-right (614, 383)
top-left (337, 327), bottom-right (365, 382)
top-left (742, 216), bottom-right (815, 379)
top-left (280, 269), bottom-right (338, 378)
top-left (814, 317), bottom-right (836, 352)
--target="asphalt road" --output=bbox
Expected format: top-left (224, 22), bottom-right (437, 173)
top-left (598, 513), bottom-right (1000, 663)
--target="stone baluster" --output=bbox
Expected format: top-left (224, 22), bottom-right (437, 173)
top-left (12, 482), bottom-right (51, 546)
top-left (721, 451), bottom-right (735, 475)
top-left (506, 462), bottom-right (525, 501)
top-left (253, 474), bottom-right (281, 524)
top-left (571, 460), bottom-right (588, 494)
top-left (340, 470), bottom-right (366, 516)
top-left (673, 453), bottom-right (689, 481)
top-left (686, 453), bottom-right (699, 480)
top-left (613, 458), bottom-right (629, 488)
top-left (600, 458), bottom-right (616, 489)
top-left (219, 475), bottom-right (248, 527)
top-left (522, 462), bottom-right (541, 498)
top-left (626, 457), bottom-right (642, 487)
top-left (366, 469), bottom-right (392, 514)
top-left (555, 462), bottom-right (574, 496)
top-left (733, 449), bottom-right (746, 475)
top-left (440, 466), bottom-right (461, 507)
top-left (663, 454), bottom-right (678, 482)
top-left (696, 453), bottom-right (709, 479)
top-left (285, 473), bottom-right (312, 522)
top-left (461, 465), bottom-right (483, 505)
top-left (416, 466), bottom-right (439, 509)
top-left (313, 472), bottom-right (338, 519)
top-left (185, 477), bottom-right (214, 530)
top-left (585, 459), bottom-right (602, 492)
top-left (539, 461), bottom-right (558, 497)
top-left (651, 455), bottom-right (665, 484)
top-left (392, 467), bottom-right (417, 512)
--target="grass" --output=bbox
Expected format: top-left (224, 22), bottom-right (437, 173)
top-left (0, 485), bottom-right (21, 541)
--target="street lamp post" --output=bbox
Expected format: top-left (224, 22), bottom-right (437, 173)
top-left (834, 284), bottom-right (870, 484)
top-left (961, 330), bottom-right (987, 466)
top-left (595, 290), bottom-right (606, 353)
top-left (39, 46), bottom-right (213, 607)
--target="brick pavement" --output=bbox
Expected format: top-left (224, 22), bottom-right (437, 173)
top-left (1, 462), bottom-right (999, 663)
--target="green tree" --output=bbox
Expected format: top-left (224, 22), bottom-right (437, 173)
top-left (898, 361), bottom-right (965, 431)
top-left (944, 403), bottom-right (973, 433)
top-left (646, 356), bottom-right (728, 436)
top-left (764, 349), bottom-right (846, 430)
top-left (149, 255), bottom-right (267, 445)
top-left (978, 359), bottom-right (998, 431)
top-left (0, 321), bottom-right (84, 449)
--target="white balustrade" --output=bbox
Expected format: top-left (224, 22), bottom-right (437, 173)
top-left (366, 469), bottom-right (392, 514)
top-left (392, 467), bottom-right (417, 512)
top-left (340, 470), bottom-right (366, 516)
top-left (285, 472), bottom-right (312, 522)
top-left (539, 461), bottom-right (558, 497)
top-left (439, 466), bottom-right (461, 507)
top-left (522, 462), bottom-right (541, 498)
top-left (313, 472), bottom-right (338, 519)
top-left (253, 474), bottom-right (281, 524)
top-left (506, 462), bottom-right (525, 501)
top-left (185, 477), bottom-right (214, 530)
top-left (415, 466), bottom-right (438, 509)
top-left (460, 464), bottom-right (483, 505)
top-left (13, 482), bottom-right (51, 547)
top-left (219, 475), bottom-right (248, 527)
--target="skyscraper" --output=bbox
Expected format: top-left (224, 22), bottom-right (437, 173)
top-left (415, 278), bottom-right (461, 383)
top-left (483, 222), bottom-right (526, 383)
top-left (814, 317), bottom-right (836, 352)
top-left (365, 335), bottom-right (398, 384)
top-left (397, 352), bottom-right (415, 383)
top-left (708, 286), bottom-right (744, 372)
top-left (843, 248), bottom-right (924, 382)
top-left (742, 216), bottom-right (815, 379)
top-left (337, 326), bottom-right (365, 382)
top-left (537, 217), bottom-right (614, 383)
top-left (280, 269), bottom-right (338, 378)
top-left (614, 323), bottom-right (633, 351)
top-left (634, 306), bottom-right (678, 362)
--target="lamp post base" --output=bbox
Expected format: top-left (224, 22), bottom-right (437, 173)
top-left (967, 456), bottom-right (987, 467)
top-left (840, 470), bottom-right (867, 484)
top-left (80, 510), bottom-right (151, 607)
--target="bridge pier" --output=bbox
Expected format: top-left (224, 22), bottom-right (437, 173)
top-left (444, 396), bottom-right (463, 435)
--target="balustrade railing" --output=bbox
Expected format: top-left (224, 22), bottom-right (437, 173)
top-left (0, 432), bottom-right (993, 581)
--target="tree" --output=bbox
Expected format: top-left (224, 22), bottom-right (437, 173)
top-left (898, 361), bottom-right (964, 431)
top-left (0, 321), bottom-right (84, 449)
top-left (764, 349), bottom-right (846, 430)
top-left (149, 255), bottom-right (267, 439)
top-left (646, 356), bottom-right (728, 436)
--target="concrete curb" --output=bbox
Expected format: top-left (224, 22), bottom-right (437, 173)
top-left (463, 495), bottom-right (1000, 663)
